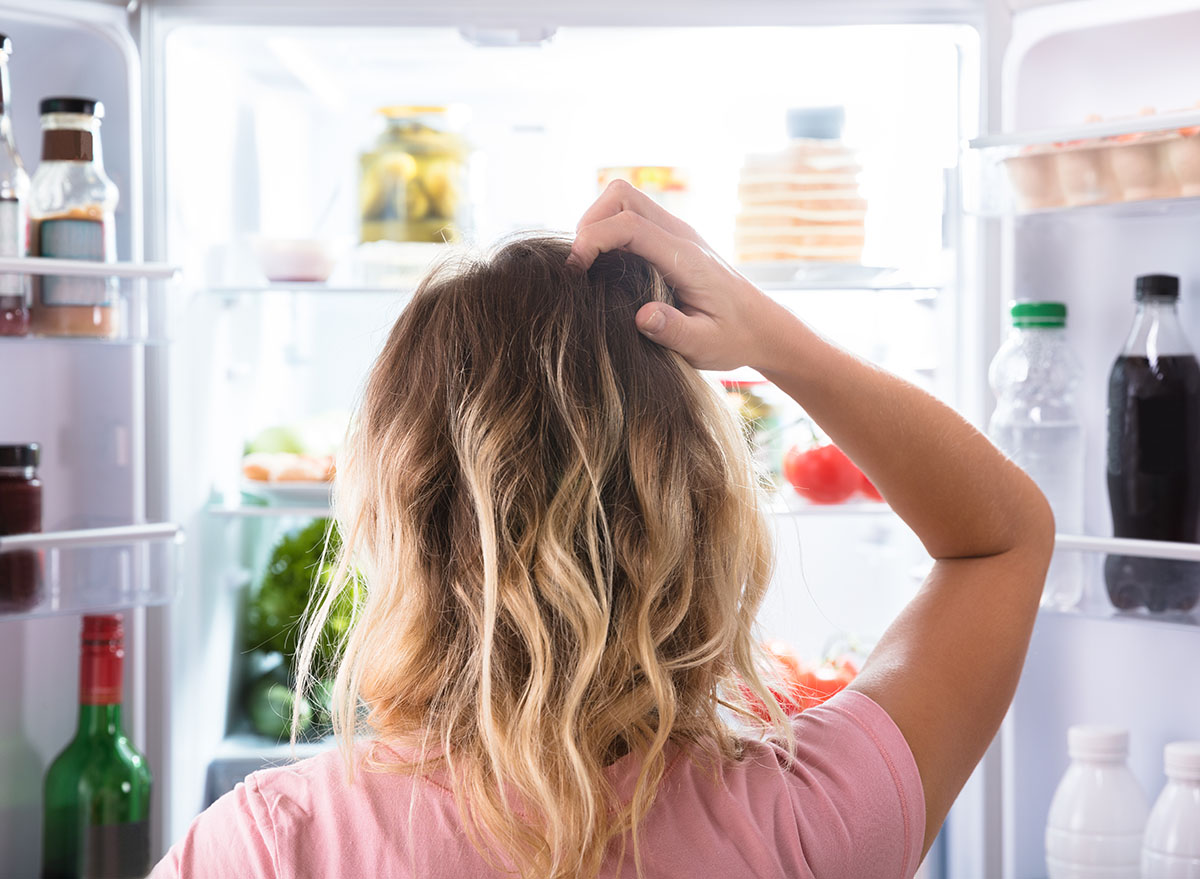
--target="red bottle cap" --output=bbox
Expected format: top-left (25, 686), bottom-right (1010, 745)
top-left (82, 613), bottom-right (123, 642)
top-left (80, 613), bottom-right (124, 705)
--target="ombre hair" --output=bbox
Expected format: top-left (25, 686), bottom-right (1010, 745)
top-left (295, 235), bottom-right (790, 878)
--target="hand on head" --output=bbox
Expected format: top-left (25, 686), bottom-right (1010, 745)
top-left (569, 180), bottom-right (779, 373)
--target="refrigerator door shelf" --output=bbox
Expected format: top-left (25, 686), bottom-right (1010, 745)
top-left (0, 521), bottom-right (183, 621)
top-left (0, 256), bottom-right (180, 344)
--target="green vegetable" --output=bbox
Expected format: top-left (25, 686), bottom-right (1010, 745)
top-left (245, 425), bottom-right (305, 455)
top-left (244, 518), bottom-right (357, 677)
top-left (246, 671), bottom-right (312, 740)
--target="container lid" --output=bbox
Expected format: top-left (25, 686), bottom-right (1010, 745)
top-left (39, 97), bottom-right (104, 118)
top-left (0, 443), bottom-right (39, 468)
top-left (787, 106), bottom-right (845, 141)
top-left (377, 105), bottom-right (447, 118)
top-left (82, 614), bottom-right (123, 642)
top-left (1068, 725), bottom-right (1129, 761)
top-left (1164, 742), bottom-right (1200, 780)
top-left (0, 35), bottom-right (11, 56)
top-left (1010, 301), bottom-right (1067, 328)
top-left (1136, 274), bottom-right (1179, 301)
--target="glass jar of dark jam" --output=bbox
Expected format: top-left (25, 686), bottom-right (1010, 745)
top-left (0, 442), bottom-right (41, 610)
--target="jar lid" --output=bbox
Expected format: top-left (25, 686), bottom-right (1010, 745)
top-left (1164, 742), bottom-right (1200, 780)
top-left (787, 106), bottom-right (846, 140)
top-left (39, 97), bottom-right (104, 118)
top-left (1010, 301), bottom-right (1067, 328)
top-left (0, 443), bottom-right (39, 468)
top-left (1136, 273), bottom-right (1179, 301)
top-left (1068, 725), bottom-right (1129, 761)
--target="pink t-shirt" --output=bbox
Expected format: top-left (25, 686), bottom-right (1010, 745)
top-left (151, 690), bottom-right (924, 878)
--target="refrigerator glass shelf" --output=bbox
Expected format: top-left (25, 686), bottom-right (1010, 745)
top-left (205, 284), bottom-right (412, 299)
top-left (769, 493), bottom-right (894, 517)
top-left (0, 334), bottom-right (168, 347)
top-left (0, 257), bottom-right (180, 343)
top-left (0, 523), bottom-right (183, 621)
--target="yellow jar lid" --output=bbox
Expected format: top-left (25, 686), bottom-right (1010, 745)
top-left (377, 105), bottom-right (447, 118)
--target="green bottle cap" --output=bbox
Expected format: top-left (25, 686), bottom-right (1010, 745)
top-left (1010, 301), bottom-right (1066, 328)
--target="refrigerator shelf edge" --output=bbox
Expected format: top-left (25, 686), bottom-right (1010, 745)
top-left (0, 522), bottom-right (182, 552)
top-left (968, 107), bottom-right (1200, 151)
top-left (0, 256), bottom-right (179, 280)
top-left (208, 503), bottom-right (332, 519)
top-left (1054, 533), bottom-right (1200, 562)
top-left (0, 524), bottom-right (182, 622)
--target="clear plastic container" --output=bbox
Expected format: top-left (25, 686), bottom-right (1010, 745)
top-left (988, 301), bottom-right (1084, 609)
top-left (968, 108), bottom-right (1200, 215)
top-left (1046, 726), bottom-right (1149, 879)
top-left (28, 97), bottom-right (120, 338)
top-left (1143, 742), bottom-right (1200, 878)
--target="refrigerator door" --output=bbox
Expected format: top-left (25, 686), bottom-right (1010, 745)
top-left (0, 1), bottom-right (168, 875)
top-left (976, 1), bottom-right (1200, 877)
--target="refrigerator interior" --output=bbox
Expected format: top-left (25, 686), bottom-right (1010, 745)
top-left (159, 19), bottom-right (977, 861)
top-left (994, 4), bottom-right (1200, 877)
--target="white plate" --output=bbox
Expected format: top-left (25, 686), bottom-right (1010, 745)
top-left (242, 480), bottom-right (332, 506)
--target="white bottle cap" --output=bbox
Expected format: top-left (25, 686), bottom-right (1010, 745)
top-left (1164, 742), bottom-right (1200, 781)
top-left (1068, 725), bottom-right (1129, 761)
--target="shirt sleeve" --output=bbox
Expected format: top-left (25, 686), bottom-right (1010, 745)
top-left (784, 688), bottom-right (926, 879)
top-left (149, 772), bottom-right (279, 879)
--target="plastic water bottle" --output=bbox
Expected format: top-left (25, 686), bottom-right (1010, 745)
top-left (1046, 726), bottom-right (1149, 879)
top-left (988, 301), bottom-right (1084, 608)
top-left (1143, 741), bottom-right (1200, 878)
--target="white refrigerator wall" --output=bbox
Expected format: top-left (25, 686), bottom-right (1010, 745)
top-left (1000, 3), bottom-right (1200, 877)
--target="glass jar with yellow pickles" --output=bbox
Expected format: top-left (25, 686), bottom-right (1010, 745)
top-left (359, 106), bottom-right (469, 244)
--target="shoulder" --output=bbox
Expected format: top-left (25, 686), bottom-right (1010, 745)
top-left (665, 690), bottom-right (925, 879)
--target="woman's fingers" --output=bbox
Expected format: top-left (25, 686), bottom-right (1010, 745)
top-left (574, 179), bottom-right (702, 245)
top-left (568, 210), bottom-right (702, 283)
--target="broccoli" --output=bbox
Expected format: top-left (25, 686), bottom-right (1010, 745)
top-left (244, 518), bottom-right (358, 677)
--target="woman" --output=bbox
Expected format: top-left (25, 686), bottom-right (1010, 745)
top-left (153, 182), bottom-right (1053, 878)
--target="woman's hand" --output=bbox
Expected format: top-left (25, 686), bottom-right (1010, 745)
top-left (569, 180), bottom-right (790, 372)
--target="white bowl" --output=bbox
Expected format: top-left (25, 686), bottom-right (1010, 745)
top-left (253, 237), bottom-right (342, 283)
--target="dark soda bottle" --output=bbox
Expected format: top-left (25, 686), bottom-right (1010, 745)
top-left (1105, 274), bottom-right (1200, 613)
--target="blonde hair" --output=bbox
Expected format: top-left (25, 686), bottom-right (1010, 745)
top-left (296, 235), bottom-right (790, 877)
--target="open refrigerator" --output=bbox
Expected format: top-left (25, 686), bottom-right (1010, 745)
top-left (1, 1), bottom-right (1199, 877)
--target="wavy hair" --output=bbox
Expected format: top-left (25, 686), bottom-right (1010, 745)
top-left (295, 235), bottom-right (789, 878)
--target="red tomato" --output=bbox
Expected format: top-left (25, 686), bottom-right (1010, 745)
top-left (741, 644), bottom-right (859, 720)
top-left (783, 443), bottom-right (861, 504)
top-left (858, 470), bottom-right (883, 502)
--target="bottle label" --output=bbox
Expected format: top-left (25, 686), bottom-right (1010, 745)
top-left (83, 820), bottom-right (150, 878)
top-left (37, 217), bottom-right (111, 306)
top-left (0, 197), bottom-right (26, 299)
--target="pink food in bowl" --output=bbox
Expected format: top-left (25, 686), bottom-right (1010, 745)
top-left (254, 238), bottom-right (340, 283)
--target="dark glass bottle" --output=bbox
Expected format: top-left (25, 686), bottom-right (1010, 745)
top-left (0, 442), bottom-right (41, 610)
top-left (42, 614), bottom-right (152, 878)
top-left (1105, 274), bottom-right (1200, 613)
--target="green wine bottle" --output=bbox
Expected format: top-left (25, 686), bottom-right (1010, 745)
top-left (42, 614), bottom-right (152, 879)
